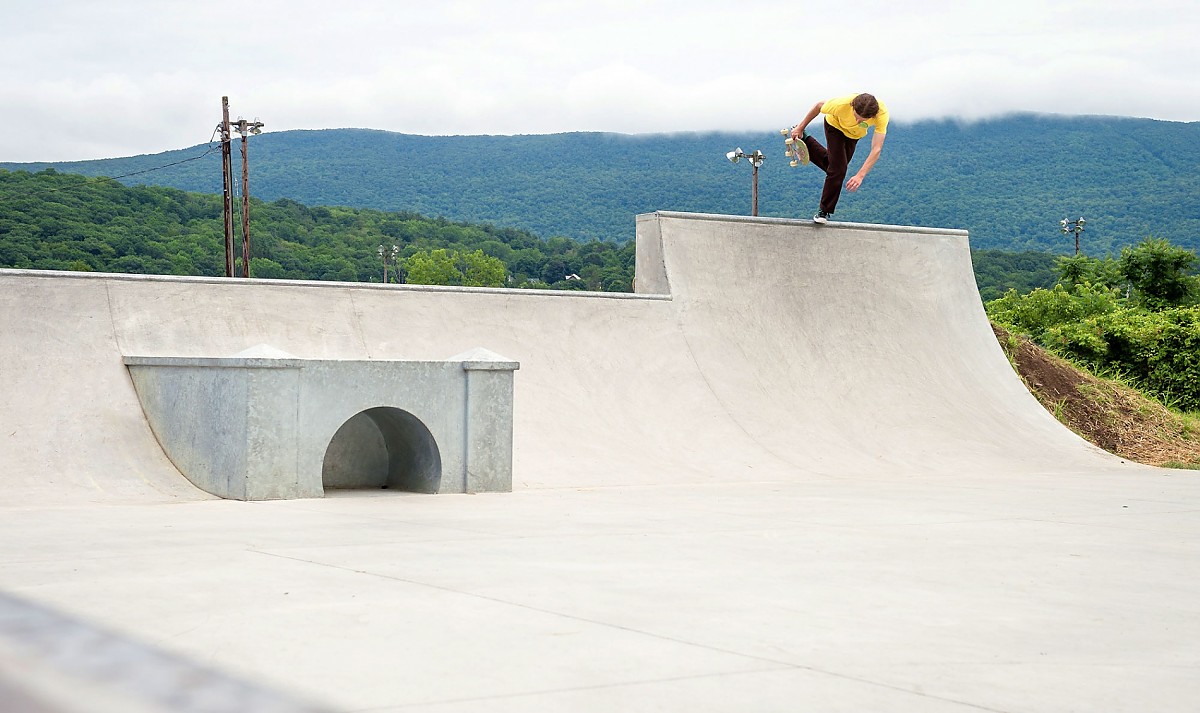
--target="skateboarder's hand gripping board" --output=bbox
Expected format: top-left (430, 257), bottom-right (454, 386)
top-left (781, 126), bottom-right (809, 167)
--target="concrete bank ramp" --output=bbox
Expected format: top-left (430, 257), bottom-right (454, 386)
top-left (0, 212), bottom-right (1127, 505)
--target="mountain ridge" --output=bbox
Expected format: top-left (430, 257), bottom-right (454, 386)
top-left (4, 113), bottom-right (1198, 253)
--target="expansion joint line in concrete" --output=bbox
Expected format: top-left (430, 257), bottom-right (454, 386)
top-left (249, 549), bottom-right (1011, 713)
top-left (347, 291), bottom-right (374, 359)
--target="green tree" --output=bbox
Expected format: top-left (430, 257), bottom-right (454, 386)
top-left (404, 249), bottom-right (460, 285)
top-left (403, 248), bottom-right (506, 287)
top-left (1055, 254), bottom-right (1123, 290)
top-left (457, 249), bottom-right (506, 287)
top-left (1119, 237), bottom-right (1198, 309)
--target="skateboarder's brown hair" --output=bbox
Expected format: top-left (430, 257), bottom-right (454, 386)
top-left (851, 93), bottom-right (880, 119)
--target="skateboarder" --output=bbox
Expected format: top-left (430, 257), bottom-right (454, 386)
top-left (789, 93), bottom-right (889, 224)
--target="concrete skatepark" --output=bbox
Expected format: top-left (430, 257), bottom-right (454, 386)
top-left (1, 211), bottom-right (1197, 711)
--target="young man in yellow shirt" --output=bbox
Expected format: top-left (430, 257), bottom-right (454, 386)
top-left (789, 93), bottom-right (888, 223)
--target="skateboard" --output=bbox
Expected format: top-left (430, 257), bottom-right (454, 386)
top-left (781, 126), bottom-right (809, 167)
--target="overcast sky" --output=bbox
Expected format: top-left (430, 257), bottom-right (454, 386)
top-left (2, 0), bottom-right (1197, 162)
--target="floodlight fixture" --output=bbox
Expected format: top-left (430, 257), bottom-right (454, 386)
top-left (726, 147), bottom-right (765, 216)
top-left (378, 244), bottom-right (400, 283)
top-left (232, 118), bottom-right (267, 138)
top-left (1060, 216), bottom-right (1086, 255)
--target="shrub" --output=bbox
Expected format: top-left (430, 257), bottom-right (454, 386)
top-left (985, 283), bottom-right (1122, 342)
top-left (1052, 308), bottom-right (1200, 411)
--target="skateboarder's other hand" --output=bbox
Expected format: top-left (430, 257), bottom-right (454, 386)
top-left (846, 175), bottom-right (864, 192)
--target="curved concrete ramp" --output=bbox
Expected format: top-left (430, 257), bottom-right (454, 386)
top-left (0, 212), bottom-right (1130, 505)
top-left (640, 212), bottom-right (1122, 477)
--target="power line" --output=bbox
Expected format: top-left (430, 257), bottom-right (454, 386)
top-left (0, 141), bottom-right (223, 204)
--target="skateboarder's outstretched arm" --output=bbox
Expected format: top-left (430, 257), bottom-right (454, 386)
top-left (846, 132), bottom-right (886, 192)
top-left (790, 101), bottom-right (825, 140)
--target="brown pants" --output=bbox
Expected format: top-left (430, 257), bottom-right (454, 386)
top-left (804, 120), bottom-right (859, 214)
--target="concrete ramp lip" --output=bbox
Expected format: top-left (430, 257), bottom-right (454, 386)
top-left (228, 343), bottom-right (298, 359)
top-left (449, 347), bottom-right (520, 370)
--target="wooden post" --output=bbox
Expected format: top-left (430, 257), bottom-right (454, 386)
top-left (220, 97), bottom-right (234, 278)
top-left (240, 132), bottom-right (251, 277)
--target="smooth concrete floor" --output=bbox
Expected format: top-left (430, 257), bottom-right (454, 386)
top-left (2, 470), bottom-right (1199, 712)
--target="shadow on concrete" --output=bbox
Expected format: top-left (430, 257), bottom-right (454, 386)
top-left (321, 407), bottom-right (442, 493)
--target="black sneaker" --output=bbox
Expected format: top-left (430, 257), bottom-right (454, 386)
top-left (813, 211), bottom-right (831, 224)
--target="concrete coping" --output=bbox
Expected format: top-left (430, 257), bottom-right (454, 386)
top-left (123, 355), bottom-right (306, 369)
top-left (639, 210), bottom-right (970, 237)
top-left (0, 268), bottom-right (671, 301)
top-left (450, 347), bottom-right (521, 371)
top-left (123, 346), bottom-right (520, 372)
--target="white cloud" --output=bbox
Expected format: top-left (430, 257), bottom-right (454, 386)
top-left (1, 0), bottom-right (1197, 161)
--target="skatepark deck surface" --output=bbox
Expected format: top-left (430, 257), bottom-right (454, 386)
top-left (1, 212), bottom-right (1197, 712)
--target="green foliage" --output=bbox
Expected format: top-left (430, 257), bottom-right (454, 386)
top-left (1055, 253), bottom-right (1123, 290)
top-left (1050, 308), bottom-right (1200, 411)
top-left (6, 115), bottom-right (1199, 254)
top-left (402, 248), bottom-right (506, 287)
top-left (987, 238), bottom-right (1200, 410)
top-left (0, 169), bottom-right (636, 293)
top-left (403, 249), bottom-right (458, 285)
top-left (971, 249), bottom-right (1058, 301)
top-left (986, 283), bottom-right (1122, 342)
top-left (1118, 237), bottom-right (1199, 309)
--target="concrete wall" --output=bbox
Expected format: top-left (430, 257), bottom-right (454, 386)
top-left (124, 353), bottom-right (518, 500)
top-left (0, 212), bottom-right (1138, 506)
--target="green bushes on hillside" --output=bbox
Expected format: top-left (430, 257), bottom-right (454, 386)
top-left (0, 169), bottom-right (636, 292)
top-left (987, 237), bottom-right (1200, 410)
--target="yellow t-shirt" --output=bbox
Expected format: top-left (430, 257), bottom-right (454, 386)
top-left (822, 94), bottom-right (889, 139)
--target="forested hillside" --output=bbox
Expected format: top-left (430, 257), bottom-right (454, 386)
top-left (0, 170), bottom-right (634, 290)
top-left (4, 114), bottom-right (1197, 254)
top-left (0, 168), bottom-right (1075, 297)
top-left (971, 249), bottom-right (1058, 301)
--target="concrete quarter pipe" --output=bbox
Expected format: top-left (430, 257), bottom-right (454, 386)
top-left (0, 211), bottom-right (1127, 502)
top-left (1, 212), bottom-right (1197, 712)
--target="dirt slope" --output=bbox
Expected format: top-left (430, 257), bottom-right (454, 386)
top-left (993, 324), bottom-right (1200, 468)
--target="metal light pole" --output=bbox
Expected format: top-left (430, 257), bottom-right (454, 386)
top-left (726, 148), bottom-right (766, 216)
top-left (378, 244), bottom-right (399, 283)
top-left (1060, 217), bottom-right (1086, 255)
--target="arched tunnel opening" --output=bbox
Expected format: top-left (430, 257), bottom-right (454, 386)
top-left (321, 407), bottom-right (442, 493)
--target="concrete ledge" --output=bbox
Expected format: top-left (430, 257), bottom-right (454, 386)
top-left (0, 267), bottom-right (671, 301)
top-left (124, 347), bottom-right (519, 500)
top-left (643, 210), bottom-right (971, 236)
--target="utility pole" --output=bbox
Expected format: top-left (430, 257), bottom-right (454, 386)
top-left (232, 118), bottom-right (265, 278)
top-left (220, 97), bottom-right (235, 277)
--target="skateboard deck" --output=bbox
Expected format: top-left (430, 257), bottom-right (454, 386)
top-left (781, 126), bottom-right (810, 167)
